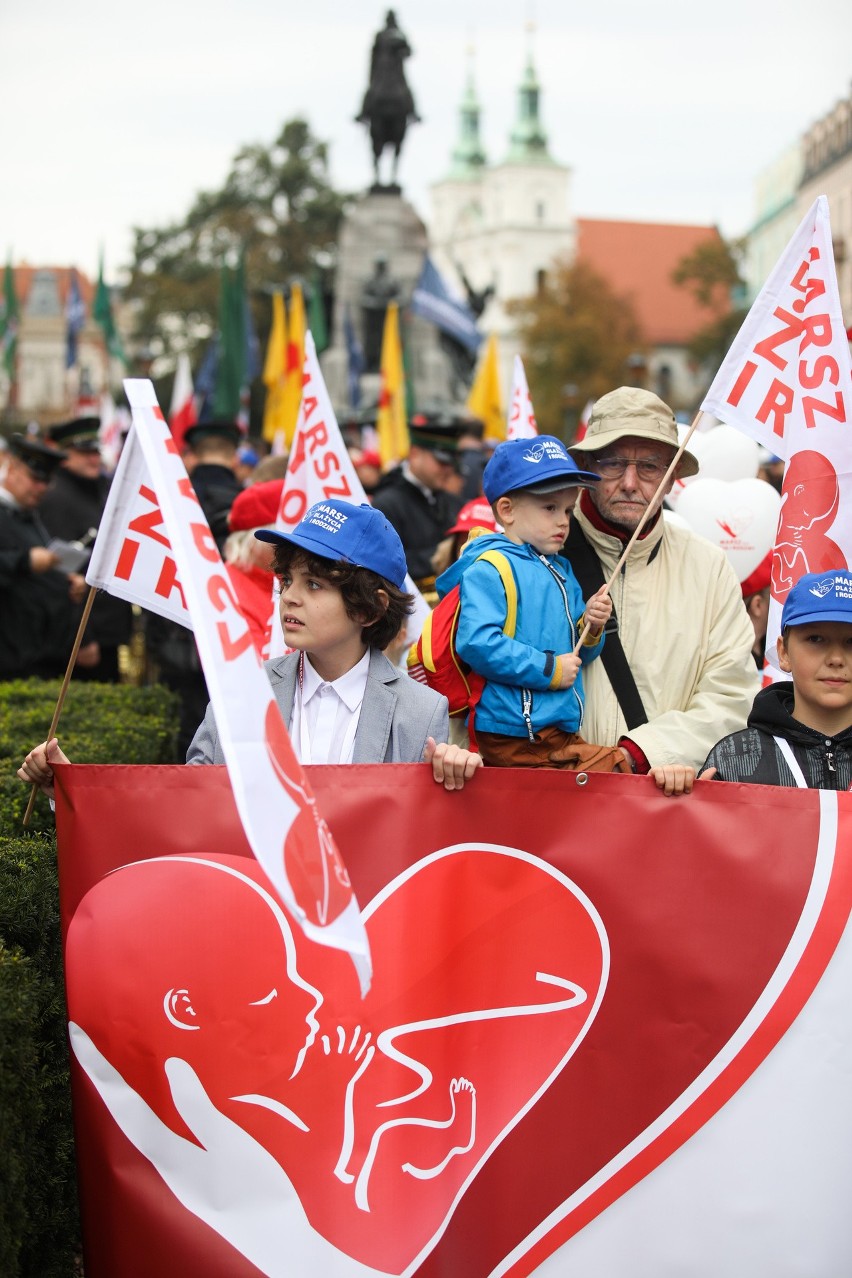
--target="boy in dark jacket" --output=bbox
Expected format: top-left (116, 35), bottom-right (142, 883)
top-left (702, 570), bottom-right (852, 789)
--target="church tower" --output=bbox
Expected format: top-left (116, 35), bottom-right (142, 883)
top-left (429, 34), bottom-right (574, 393)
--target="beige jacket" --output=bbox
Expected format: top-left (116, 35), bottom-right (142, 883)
top-left (573, 506), bottom-right (759, 768)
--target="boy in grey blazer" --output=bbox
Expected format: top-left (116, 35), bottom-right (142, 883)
top-left (187, 500), bottom-right (481, 789)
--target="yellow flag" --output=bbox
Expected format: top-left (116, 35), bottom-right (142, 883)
top-left (262, 291), bottom-right (288, 444)
top-left (281, 282), bottom-right (306, 448)
top-left (376, 302), bottom-right (410, 467)
top-left (467, 333), bottom-right (505, 441)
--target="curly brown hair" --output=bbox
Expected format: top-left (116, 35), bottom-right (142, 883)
top-left (272, 544), bottom-right (414, 650)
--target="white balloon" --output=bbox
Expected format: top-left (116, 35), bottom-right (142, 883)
top-left (676, 477), bottom-right (781, 583)
top-left (669, 426), bottom-right (761, 509)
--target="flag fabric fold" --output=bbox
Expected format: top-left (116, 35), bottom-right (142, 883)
top-left (262, 291), bottom-right (288, 445)
top-left (65, 268), bottom-right (86, 370)
top-left (376, 301), bottom-right (409, 468)
top-left (507, 355), bottom-right (538, 440)
top-left (92, 252), bottom-right (125, 364)
top-left (1, 259), bottom-right (20, 382)
top-left (467, 333), bottom-right (505, 441)
top-left (344, 303), bottom-right (365, 409)
top-left (411, 255), bottom-right (481, 353)
top-left (282, 283), bottom-right (307, 447)
top-left (168, 352), bottom-right (197, 451)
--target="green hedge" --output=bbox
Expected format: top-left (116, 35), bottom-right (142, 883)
top-left (0, 678), bottom-right (179, 1277)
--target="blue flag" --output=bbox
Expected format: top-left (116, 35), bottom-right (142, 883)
top-left (194, 338), bottom-right (220, 423)
top-left (65, 268), bottom-right (86, 369)
top-left (411, 255), bottom-right (481, 354)
top-left (343, 304), bottom-right (365, 409)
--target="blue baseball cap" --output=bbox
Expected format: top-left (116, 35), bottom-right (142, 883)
top-left (781, 570), bottom-right (852, 629)
top-left (483, 436), bottom-right (600, 503)
top-left (255, 500), bottom-right (407, 589)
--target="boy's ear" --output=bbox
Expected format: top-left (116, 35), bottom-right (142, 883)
top-left (361, 588), bottom-right (389, 630)
top-left (494, 496), bottom-right (513, 525)
top-left (777, 632), bottom-right (792, 672)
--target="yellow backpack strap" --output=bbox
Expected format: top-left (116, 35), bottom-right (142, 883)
top-left (475, 549), bottom-right (518, 637)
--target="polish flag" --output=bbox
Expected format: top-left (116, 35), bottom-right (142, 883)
top-left (168, 352), bottom-right (197, 450)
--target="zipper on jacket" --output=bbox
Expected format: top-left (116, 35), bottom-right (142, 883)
top-left (522, 689), bottom-right (535, 742)
top-left (825, 742), bottom-right (836, 774)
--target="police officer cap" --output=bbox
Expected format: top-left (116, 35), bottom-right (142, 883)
top-left (48, 416), bottom-right (101, 452)
top-left (8, 434), bottom-right (68, 481)
top-left (184, 420), bottom-right (242, 450)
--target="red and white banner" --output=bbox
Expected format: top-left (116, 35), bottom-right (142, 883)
top-left (268, 333), bottom-right (430, 659)
top-left (507, 356), bottom-right (538, 440)
top-left (56, 765), bottom-right (852, 1277)
top-left (169, 351), bottom-right (197, 450)
top-left (89, 379), bottom-right (369, 981)
top-left (701, 195), bottom-right (852, 663)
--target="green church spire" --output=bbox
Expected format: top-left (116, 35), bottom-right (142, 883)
top-left (506, 36), bottom-right (553, 163)
top-left (449, 51), bottom-right (487, 178)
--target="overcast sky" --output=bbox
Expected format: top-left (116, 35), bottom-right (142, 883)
top-left (3, 0), bottom-right (851, 283)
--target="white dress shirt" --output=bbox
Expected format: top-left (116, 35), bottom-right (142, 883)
top-left (288, 650), bottom-right (370, 765)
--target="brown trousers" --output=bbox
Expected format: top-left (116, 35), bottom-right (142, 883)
top-left (476, 725), bottom-right (631, 773)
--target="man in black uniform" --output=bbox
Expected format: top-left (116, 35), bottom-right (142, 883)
top-left (182, 421), bottom-right (243, 554)
top-left (371, 415), bottom-right (465, 594)
top-left (0, 434), bottom-right (91, 680)
top-left (41, 416), bottom-right (132, 681)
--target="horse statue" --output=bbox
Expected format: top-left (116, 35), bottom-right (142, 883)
top-left (355, 10), bottom-right (421, 190)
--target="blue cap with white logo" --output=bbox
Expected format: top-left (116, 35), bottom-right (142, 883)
top-left (255, 501), bottom-right (408, 589)
top-left (781, 570), bottom-right (852, 629)
top-left (483, 436), bottom-right (600, 503)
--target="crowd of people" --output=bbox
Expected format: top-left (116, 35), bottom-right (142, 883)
top-left (9, 385), bottom-right (852, 803)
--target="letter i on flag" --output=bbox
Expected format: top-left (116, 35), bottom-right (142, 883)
top-left (467, 333), bottom-right (505, 441)
top-left (507, 355), bottom-right (538, 440)
top-left (376, 300), bottom-right (409, 467)
top-left (701, 194), bottom-right (852, 666)
top-left (88, 380), bottom-right (372, 988)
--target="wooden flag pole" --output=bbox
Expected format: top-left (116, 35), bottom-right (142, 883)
top-left (572, 409), bottom-right (709, 655)
top-left (22, 584), bottom-right (97, 828)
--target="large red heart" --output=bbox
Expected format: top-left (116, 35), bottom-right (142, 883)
top-left (56, 767), bottom-right (852, 1277)
top-left (66, 844), bottom-right (607, 1274)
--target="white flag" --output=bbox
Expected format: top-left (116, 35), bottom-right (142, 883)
top-left (701, 195), bottom-right (852, 665)
top-left (98, 379), bottom-right (371, 987)
top-left (268, 332), bottom-right (431, 660)
top-left (507, 355), bottom-right (538, 440)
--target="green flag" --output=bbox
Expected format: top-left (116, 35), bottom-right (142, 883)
top-left (308, 271), bottom-right (328, 354)
top-left (1, 259), bottom-right (20, 380)
top-left (93, 252), bottom-right (125, 364)
top-left (213, 257), bottom-right (248, 420)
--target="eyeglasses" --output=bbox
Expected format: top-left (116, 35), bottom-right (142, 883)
top-left (593, 456), bottom-right (670, 481)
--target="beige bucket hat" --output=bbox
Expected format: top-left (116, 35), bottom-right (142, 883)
top-left (570, 387), bottom-right (699, 478)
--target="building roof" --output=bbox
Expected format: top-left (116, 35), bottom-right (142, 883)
top-left (575, 218), bottom-right (730, 347)
top-left (12, 265), bottom-right (95, 311)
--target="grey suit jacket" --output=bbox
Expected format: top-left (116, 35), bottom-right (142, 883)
top-left (186, 648), bottom-right (449, 766)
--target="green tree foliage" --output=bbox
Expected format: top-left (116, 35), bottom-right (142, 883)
top-left (671, 235), bottom-right (748, 368)
top-left (126, 118), bottom-right (349, 365)
top-left (510, 259), bottom-right (645, 439)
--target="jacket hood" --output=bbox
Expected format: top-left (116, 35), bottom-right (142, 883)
top-left (747, 681), bottom-right (852, 745)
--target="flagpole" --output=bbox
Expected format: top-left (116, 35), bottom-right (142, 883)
top-left (572, 409), bottom-right (710, 655)
top-left (22, 585), bottom-right (97, 827)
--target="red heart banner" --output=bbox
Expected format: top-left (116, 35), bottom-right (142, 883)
top-left (55, 766), bottom-right (852, 1276)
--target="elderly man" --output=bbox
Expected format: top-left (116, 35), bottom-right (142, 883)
top-left (566, 387), bottom-right (758, 772)
top-left (0, 434), bottom-right (92, 679)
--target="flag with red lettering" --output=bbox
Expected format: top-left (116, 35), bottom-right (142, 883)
top-left (56, 764), bottom-right (852, 1277)
top-left (701, 195), bottom-right (852, 664)
top-left (88, 379), bottom-right (370, 984)
top-left (267, 332), bottom-right (430, 659)
top-left (507, 355), bottom-right (538, 440)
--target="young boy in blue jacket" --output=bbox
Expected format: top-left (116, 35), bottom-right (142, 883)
top-left (436, 436), bottom-right (628, 771)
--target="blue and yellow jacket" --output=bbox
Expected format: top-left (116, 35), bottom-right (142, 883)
top-left (436, 533), bottom-right (604, 739)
